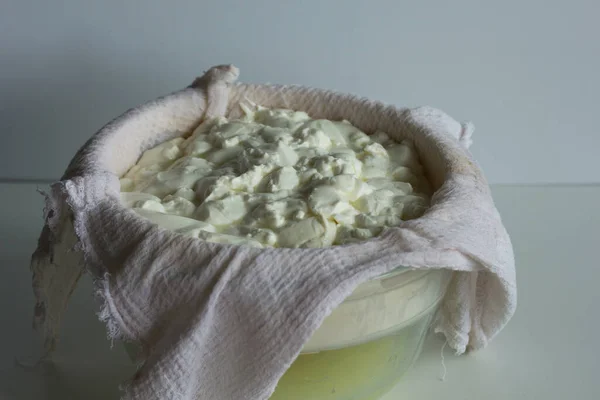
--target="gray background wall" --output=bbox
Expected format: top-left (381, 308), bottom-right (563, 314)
top-left (1, 0), bottom-right (598, 184)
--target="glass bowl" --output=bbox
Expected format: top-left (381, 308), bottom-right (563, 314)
top-left (269, 267), bottom-right (452, 400)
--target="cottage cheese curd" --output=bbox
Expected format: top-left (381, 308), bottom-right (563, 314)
top-left (120, 105), bottom-right (432, 248)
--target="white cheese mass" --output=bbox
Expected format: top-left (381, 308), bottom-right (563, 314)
top-left (120, 105), bottom-right (432, 248)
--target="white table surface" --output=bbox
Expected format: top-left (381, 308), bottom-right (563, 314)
top-left (1, 183), bottom-right (598, 399)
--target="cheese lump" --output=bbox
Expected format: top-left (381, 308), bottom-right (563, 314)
top-left (120, 105), bottom-right (432, 248)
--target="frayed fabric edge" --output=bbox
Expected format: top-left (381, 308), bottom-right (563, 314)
top-left (31, 180), bottom-right (130, 357)
top-left (433, 311), bottom-right (469, 355)
top-left (63, 180), bottom-right (129, 345)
